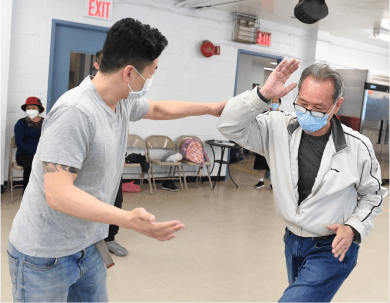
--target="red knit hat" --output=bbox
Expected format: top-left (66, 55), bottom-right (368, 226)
top-left (21, 97), bottom-right (45, 113)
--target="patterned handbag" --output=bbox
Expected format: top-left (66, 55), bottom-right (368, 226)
top-left (181, 138), bottom-right (209, 168)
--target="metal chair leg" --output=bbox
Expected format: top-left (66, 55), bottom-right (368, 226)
top-left (171, 166), bottom-right (176, 176)
top-left (206, 165), bottom-right (213, 190)
top-left (177, 165), bottom-right (184, 190)
top-left (11, 174), bottom-right (14, 203)
top-left (181, 165), bottom-right (188, 190)
top-left (168, 166), bottom-right (173, 178)
top-left (195, 166), bottom-right (201, 183)
top-left (150, 165), bottom-right (157, 192)
top-left (147, 170), bottom-right (153, 195)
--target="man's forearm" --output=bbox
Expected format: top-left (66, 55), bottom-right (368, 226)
top-left (152, 100), bottom-right (212, 120)
top-left (45, 183), bottom-right (128, 227)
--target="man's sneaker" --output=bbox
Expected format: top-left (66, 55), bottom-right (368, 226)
top-left (105, 240), bottom-right (128, 257)
top-left (162, 180), bottom-right (179, 192)
top-left (254, 181), bottom-right (265, 189)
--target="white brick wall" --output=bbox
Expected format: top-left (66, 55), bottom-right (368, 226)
top-left (3, 0), bottom-right (389, 183)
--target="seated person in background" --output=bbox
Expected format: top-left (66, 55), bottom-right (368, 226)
top-left (253, 98), bottom-right (281, 189)
top-left (14, 97), bottom-right (45, 194)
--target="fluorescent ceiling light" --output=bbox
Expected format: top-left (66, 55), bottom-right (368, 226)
top-left (373, 28), bottom-right (389, 41)
top-left (264, 68), bottom-right (275, 71)
top-left (270, 62), bottom-right (278, 65)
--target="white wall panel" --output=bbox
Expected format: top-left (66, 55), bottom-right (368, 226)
top-left (3, 0), bottom-right (388, 182)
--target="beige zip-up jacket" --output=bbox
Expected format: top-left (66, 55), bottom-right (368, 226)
top-left (217, 88), bottom-right (388, 244)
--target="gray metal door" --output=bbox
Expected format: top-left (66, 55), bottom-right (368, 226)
top-left (360, 90), bottom-right (389, 180)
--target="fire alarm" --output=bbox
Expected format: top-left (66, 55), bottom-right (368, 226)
top-left (200, 40), bottom-right (220, 58)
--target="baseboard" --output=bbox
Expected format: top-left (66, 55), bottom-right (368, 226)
top-left (122, 176), bottom-right (225, 184)
top-left (1, 177), bottom-right (226, 193)
top-left (2, 181), bottom-right (23, 194)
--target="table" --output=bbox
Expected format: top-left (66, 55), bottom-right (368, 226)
top-left (205, 139), bottom-right (242, 189)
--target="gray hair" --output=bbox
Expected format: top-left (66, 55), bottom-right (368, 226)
top-left (298, 63), bottom-right (345, 104)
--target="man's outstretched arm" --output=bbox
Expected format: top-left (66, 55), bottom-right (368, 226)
top-left (43, 162), bottom-right (184, 241)
top-left (144, 99), bottom-right (228, 120)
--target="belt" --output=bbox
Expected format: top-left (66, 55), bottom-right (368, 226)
top-left (289, 230), bottom-right (333, 241)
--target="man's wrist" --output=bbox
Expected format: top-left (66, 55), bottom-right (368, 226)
top-left (344, 224), bottom-right (360, 241)
top-left (344, 225), bottom-right (354, 236)
top-left (118, 209), bottom-right (132, 229)
top-left (257, 87), bottom-right (272, 101)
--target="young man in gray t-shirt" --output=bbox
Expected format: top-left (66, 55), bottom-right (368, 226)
top-left (8, 18), bottom-right (227, 302)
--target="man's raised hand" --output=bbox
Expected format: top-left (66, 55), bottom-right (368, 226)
top-left (260, 58), bottom-right (300, 100)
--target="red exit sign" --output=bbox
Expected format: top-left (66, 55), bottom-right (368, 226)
top-left (84, 0), bottom-right (113, 20)
top-left (257, 31), bottom-right (271, 47)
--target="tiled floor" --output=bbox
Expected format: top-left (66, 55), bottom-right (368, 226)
top-left (1, 154), bottom-right (389, 302)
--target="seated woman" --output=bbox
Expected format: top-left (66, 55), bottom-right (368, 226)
top-left (14, 97), bottom-right (45, 194)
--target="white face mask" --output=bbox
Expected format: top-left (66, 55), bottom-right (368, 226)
top-left (127, 68), bottom-right (153, 99)
top-left (26, 109), bottom-right (39, 119)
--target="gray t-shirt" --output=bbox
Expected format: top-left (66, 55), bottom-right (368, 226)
top-left (298, 130), bottom-right (331, 205)
top-left (9, 76), bottom-right (149, 258)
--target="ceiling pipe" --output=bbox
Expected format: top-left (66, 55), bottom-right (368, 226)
top-left (174, 0), bottom-right (210, 8)
top-left (195, 0), bottom-right (245, 10)
top-left (175, 0), bottom-right (245, 8)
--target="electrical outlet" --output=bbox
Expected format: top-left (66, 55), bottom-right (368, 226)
top-left (28, 92), bottom-right (45, 99)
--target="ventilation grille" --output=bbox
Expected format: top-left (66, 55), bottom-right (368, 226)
top-left (232, 13), bottom-right (259, 44)
top-left (368, 71), bottom-right (390, 86)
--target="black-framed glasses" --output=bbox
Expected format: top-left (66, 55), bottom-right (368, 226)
top-left (293, 95), bottom-right (331, 119)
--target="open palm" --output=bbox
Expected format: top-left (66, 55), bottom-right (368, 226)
top-left (261, 58), bottom-right (300, 99)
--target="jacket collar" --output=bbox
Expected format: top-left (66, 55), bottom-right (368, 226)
top-left (288, 116), bottom-right (347, 153)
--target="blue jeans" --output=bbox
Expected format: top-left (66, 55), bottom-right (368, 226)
top-left (279, 228), bottom-right (359, 302)
top-left (7, 241), bottom-right (108, 302)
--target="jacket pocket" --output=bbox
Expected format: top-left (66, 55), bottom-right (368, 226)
top-left (7, 250), bottom-right (19, 297)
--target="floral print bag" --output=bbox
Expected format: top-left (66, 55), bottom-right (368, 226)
top-left (181, 138), bottom-right (210, 168)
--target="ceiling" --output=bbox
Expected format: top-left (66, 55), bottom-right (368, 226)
top-left (172, 0), bottom-right (389, 48)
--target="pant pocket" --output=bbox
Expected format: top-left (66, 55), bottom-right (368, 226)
top-left (283, 228), bottom-right (288, 241)
top-left (24, 256), bottom-right (58, 270)
top-left (7, 250), bottom-right (19, 297)
top-left (314, 240), bottom-right (333, 250)
top-left (348, 243), bottom-right (360, 270)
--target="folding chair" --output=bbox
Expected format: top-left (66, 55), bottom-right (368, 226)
top-left (176, 135), bottom-right (213, 190)
top-left (8, 136), bottom-right (24, 203)
top-left (146, 135), bottom-right (187, 192)
top-left (123, 135), bottom-right (153, 194)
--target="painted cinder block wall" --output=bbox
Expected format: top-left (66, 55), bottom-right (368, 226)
top-left (2, 0), bottom-right (388, 183)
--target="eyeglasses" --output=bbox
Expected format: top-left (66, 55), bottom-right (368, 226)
top-left (293, 96), bottom-right (332, 118)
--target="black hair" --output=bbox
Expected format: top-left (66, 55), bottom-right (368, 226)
top-left (95, 49), bottom-right (103, 65)
top-left (99, 18), bottom-right (168, 73)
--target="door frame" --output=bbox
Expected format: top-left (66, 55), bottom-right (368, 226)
top-left (226, 49), bottom-right (284, 181)
top-left (47, 19), bottom-right (109, 112)
top-left (233, 49), bottom-right (284, 96)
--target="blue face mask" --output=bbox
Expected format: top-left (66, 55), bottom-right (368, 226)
top-left (271, 103), bottom-right (279, 111)
top-left (296, 103), bottom-right (336, 133)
